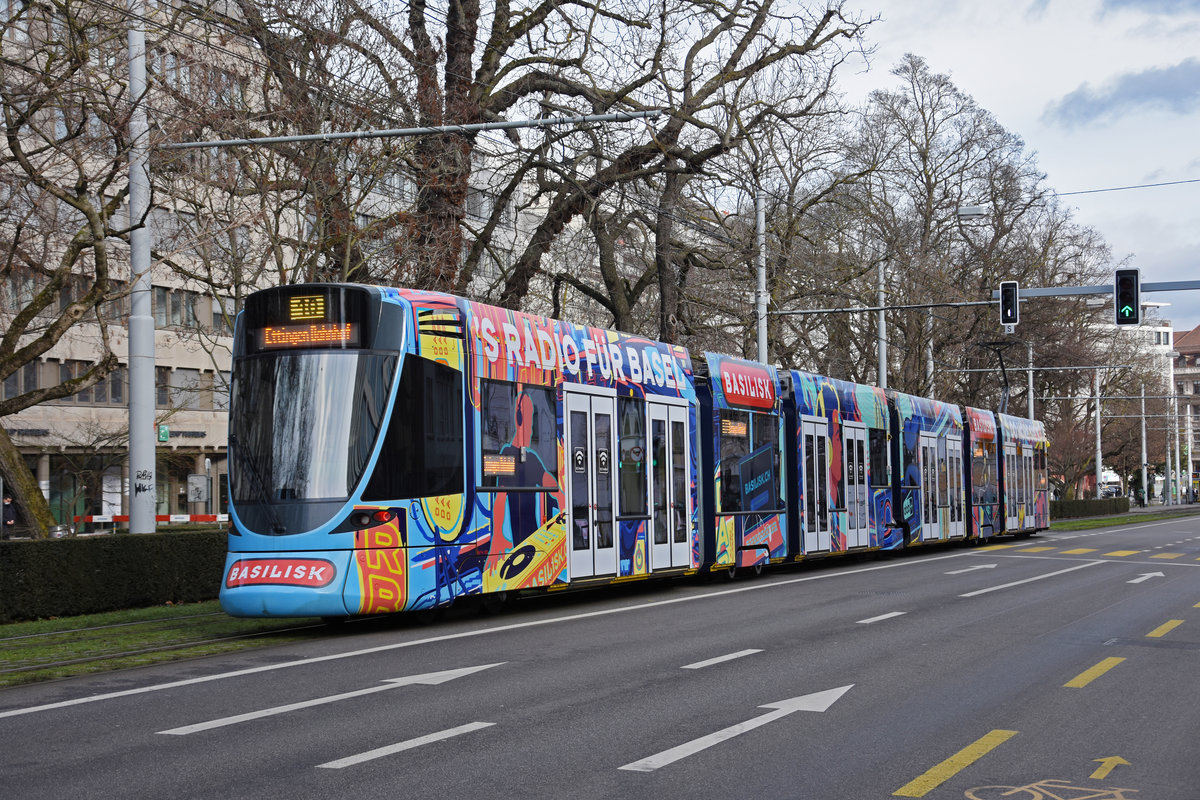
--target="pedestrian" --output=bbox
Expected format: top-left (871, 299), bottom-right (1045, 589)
top-left (2, 494), bottom-right (15, 538)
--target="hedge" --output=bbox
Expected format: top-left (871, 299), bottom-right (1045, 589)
top-left (1050, 496), bottom-right (1130, 520)
top-left (0, 529), bottom-right (227, 623)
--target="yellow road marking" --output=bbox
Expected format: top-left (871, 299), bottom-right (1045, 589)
top-left (1060, 548), bottom-right (1097, 554)
top-left (1091, 756), bottom-right (1130, 780)
top-left (1020, 546), bottom-right (1054, 552)
top-left (1195, 602), bottom-right (1200, 608)
top-left (893, 729), bottom-right (1018, 797)
top-left (1150, 552), bottom-right (1184, 559)
top-left (980, 544), bottom-right (1020, 550)
top-left (1103, 550), bottom-right (1140, 557)
top-left (1146, 620), bottom-right (1184, 638)
top-left (1064, 657), bottom-right (1125, 688)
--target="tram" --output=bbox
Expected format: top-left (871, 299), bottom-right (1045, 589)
top-left (219, 284), bottom-right (1049, 618)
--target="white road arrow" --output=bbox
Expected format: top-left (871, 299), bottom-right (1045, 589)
top-left (945, 564), bottom-right (997, 575)
top-left (158, 662), bottom-right (504, 735)
top-left (619, 685), bottom-right (854, 772)
top-left (1127, 572), bottom-right (1165, 584)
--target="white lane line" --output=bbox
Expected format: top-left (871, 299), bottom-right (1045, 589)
top-left (959, 561), bottom-right (1104, 597)
top-left (1, 550), bottom-right (972, 720)
top-left (857, 611), bottom-right (907, 625)
top-left (158, 663), bottom-right (503, 735)
top-left (317, 722), bottom-right (495, 769)
top-left (682, 649), bottom-right (762, 670)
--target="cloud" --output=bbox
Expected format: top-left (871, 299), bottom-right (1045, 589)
top-left (1041, 58), bottom-right (1200, 127)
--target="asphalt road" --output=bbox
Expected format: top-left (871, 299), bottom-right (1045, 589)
top-left (3, 516), bottom-right (1199, 800)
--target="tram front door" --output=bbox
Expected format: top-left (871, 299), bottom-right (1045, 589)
top-left (567, 391), bottom-right (617, 579)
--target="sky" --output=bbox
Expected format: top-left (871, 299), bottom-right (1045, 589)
top-left (840, 0), bottom-right (1200, 338)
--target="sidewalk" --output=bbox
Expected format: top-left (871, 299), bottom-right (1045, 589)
top-left (1126, 500), bottom-right (1200, 515)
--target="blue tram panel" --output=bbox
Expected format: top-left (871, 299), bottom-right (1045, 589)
top-left (219, 283), bottom-right (1051, 619)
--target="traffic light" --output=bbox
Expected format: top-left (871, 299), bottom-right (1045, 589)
top-left (999, 280), bottom-right (1019, 326)
top-left (1114, 268), bottom-right (1140, 325)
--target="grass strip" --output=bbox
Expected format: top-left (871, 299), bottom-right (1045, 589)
top-left (0, 601), bottom-right (322, 688)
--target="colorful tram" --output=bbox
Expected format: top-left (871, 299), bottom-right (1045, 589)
top-left (220, 284), bottom-right (1049, 618)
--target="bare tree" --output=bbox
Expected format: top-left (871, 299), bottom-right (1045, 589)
top-left (0, 2), bottom-right (151, 536)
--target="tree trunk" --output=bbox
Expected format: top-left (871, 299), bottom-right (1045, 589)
top-left (0, 428), bottom-right (54, 539)
top-left (656, 169), bottom-right (684, 344)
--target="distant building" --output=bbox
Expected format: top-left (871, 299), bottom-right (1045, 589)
top-left (1173, 323), bottom-right (1200, 500)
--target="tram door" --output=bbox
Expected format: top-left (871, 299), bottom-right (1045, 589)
top-left (567, 392), bottom-right (617, 579)
top-left (802, 419), bottom-right (831, 552)
top-left (947, 437), bottom-right (965, 538)
top-left (648, 403), bottom-right (692, 570)
top-left (1024, 452), bottom-right (1035, 525)
top-left (1004, 442), bottom-right (1018, 531)
top-left (919, 432), bottom-right (941, 541)
top-left (844, 425), bottom-right (869, 548)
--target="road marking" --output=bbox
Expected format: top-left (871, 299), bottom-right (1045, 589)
top-left (1, 550), bottom-right (972, 719)
top-left (1127, 572), bottom-right (1165, 584)
top-left (858, 611), bottom-right (907, 624)
top-left (682, 649), bottom-right (762, 670)
top-left (1064, 657), bottom-right (1125, 688)
top-left (316, 721), bottom-right (495, 768)
top-left (619, 685), bottom-right (853, 772)
top-left (893, 729), bottom-right (1018, 797)
top-left (157, 663), bottom-right (504, 735)
top-left (1091, 756), bottom-right (1130, 780)
top-left (1195, 602), bottom-right (1200, 608)
top-left (1146, 619), bottom-right (1184, 638)
top-left (1150, 552), bottom-right (1184, 559)
top-left (959, 561), bottom-right (1104, 598)
top-left (979, 544), bottom-right (1021, 550)
top-left (945, 564), bottom-right (997, 575)
top-left (1104, 550), bottom-right (1140, 557)
top-left (1019, 547), bottom-right (1054, 553)
top-left (1060, 548), bottom-right (1097, 554)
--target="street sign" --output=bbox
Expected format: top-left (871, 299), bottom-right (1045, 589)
top-left (186, 474), bottom-right (209, 503)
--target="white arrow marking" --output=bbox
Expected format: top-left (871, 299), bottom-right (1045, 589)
top-left (1127, 572), bottom-right (1165, 584)
top-left (158, 663), bottom-right (504, 735)
top-left (946, 563), bottom-right (998, 575)
top-left (619, 685), bottom-right (853, 772)
top-left (317, 721), bottom-right (496, 768)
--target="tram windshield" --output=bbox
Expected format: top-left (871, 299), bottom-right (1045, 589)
top-left (230, 351), bottom-right (396, 505)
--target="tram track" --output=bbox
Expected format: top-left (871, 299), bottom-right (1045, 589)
top-left (0, 603), bottom-right (328, 687)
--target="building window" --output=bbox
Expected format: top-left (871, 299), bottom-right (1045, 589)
top-left (153, 286), bottom-right (200, 329)
top-left (167, 368), bottom-right (208, 409)
top-left (156, 366), bottom-right (170, 407)
top-left (3, 362), bottom-right (38, 400)
top-left (212, 294), bottom-right (236, 335)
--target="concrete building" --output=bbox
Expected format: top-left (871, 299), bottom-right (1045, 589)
top-left (1172, 323), bottom-right (1200, 501)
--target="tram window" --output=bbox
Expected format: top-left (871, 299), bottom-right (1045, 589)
top-left (869, 429), bottom-right (889, 487)
top-left (937, 444), bottom-right (948, 507)
top-left (752, 413), bottom-right (781, 508)
top-left (671, 420), bottom-right (687, 543)
top-left (479, 379), bottom-right (559, 490)
top-left (618, 397), bottom-right (647, 516)
top-left (720, 410), bottom-right (749, 512)
top-left (722, 410), bottom-right (781, 513)
top-left (363, 356), bottom-right (463, 501)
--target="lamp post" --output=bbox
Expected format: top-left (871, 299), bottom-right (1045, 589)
top-left (1167, 349), bottom-right (1180, 504)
